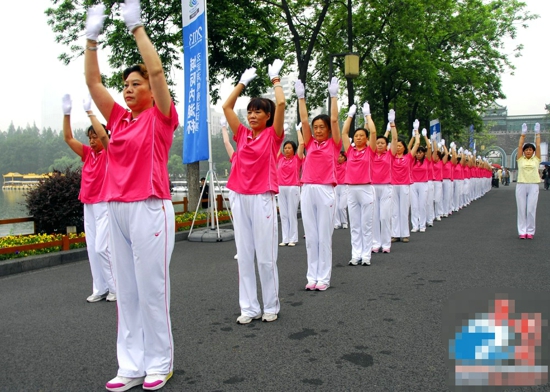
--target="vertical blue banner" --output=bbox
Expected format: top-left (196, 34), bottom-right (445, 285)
top-left (469, 125), bottom-right (475, 149)
top-left (182, 0), bottom-right (209, 163)
top-left (430, 119), bottom-right (441, 142)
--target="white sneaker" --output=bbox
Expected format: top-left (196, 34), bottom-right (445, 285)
top-left (106, 292), bottom-right (117, 302)
top-left (262, 313), bottom-right (278, 322)
top-left (362, 259), bottom-right (371, 266)
top-left (234, 254), bottom-right (238, 260)
top-left (106, 376), bottom-right (145, 392)
top-left (143, 372), bottom-right (173, 391)
top-left (342, 223), bottom-right (348, 229)
top-left (236, 313), bottom-right (261, 324)
top-left (411, 228), bottom-right (418, 233)
top-left (279, 242), bottom-right (287, 246)
top-left (334, 225), bottom-right (340, 229)
top-left (420, 228), bottom-right (426, 232)
top-left (288, 242), bottom-right (296, 247)
top-left (348, 258), bottom-right (360, 266)
top-left (436, 216), bottom-right (442, 221)
top-left (86, 292), bottom-right (108, 303)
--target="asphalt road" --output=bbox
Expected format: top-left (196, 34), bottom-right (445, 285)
top-left (1, 182), bottom-right (549, 392)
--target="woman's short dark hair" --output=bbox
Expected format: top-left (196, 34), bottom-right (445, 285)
top-left (284, 140), bottom-right (297, 154)
top-left (377, 135), bottom-right (389, 144)
top-left (436, 150), bottom-right (444, 159)
top-left (123, 64), bottom-right (149, 81)
top-left (417, 146), bottom-right (427, 153)
top-left (311, 114), bottom-right (331, 131)
top-left (523, 143), bottom-right (536, 152)
top-left (339, 150), bottom-right (347, 161)
top-left (247, 98), bottom-right (276, 127)
top-left (87, 125), bottom-right (109, 138)
top-left (397, 139), bottom-right (408, 154)
top-left (353, 127), bottom-right (368, 138)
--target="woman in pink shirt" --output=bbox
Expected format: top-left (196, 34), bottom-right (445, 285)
top-left (431, 139), bottom-right (447, 221)
top-left (371, 113), bottom-right (397, 253)
top-left (410, 127), bottom-right (432, 233)
top-left (390, 114), bottom-right (419, 243)
top-left (277, 126), bottom-right (304, 247)
top-left (62, 93), bottom-right (115, 304)
top-left (441, 142), bottom-right (454, 218)
top-left (334, 151), bottom-right (349, 230)
top-left (223, 60), bottom-right (285, 325)
top-left (85, 2), bottom-right (179, 389)
top-left (296, 77), bottom-right (341, 291)
top-left (342, 103), bottom-right (376, 265)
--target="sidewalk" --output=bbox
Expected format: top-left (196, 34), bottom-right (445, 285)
top-left (1, 183), bottom-right (549, 391)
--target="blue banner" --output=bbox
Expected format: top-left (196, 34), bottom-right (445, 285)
top-left (430, 119), bottom-right (441, 142)
top-left (182, 0), bottom-right (209, 163)
top-left (469, 125), bottom-right (475, 149)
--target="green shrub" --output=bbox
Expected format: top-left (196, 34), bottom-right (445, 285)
top-left (25, 167), bottom-right (84, 234)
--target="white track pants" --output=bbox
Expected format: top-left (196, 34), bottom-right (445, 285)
top-left (442, 179), bottom-right (453, 215)
top-left (347, 185), bottom-right (375, 260)
top-left (426, 180), bottom-right (435, 225)
top-left (453, 180), bottom-right (463, 211)
top-left (278, 186), bottom-right (300, 244)
top-left (433, 181), bottom-right (443, 218)
top-left (230, 192), bottom-right (280, 316)
top-left (108, 199), bottom-right (174, 378)
top-left (301, 184), bottom-right (335, 285)
top-left (84, 202), bottom-right (115, 296)
top-left (516, 183), bottom-right (539, 235)
top-left (372, 184), bottom-right (392, 251)
top-left (410, 182), bottom-right (428, 231)
top-left (334, 185), bottom-right (348, 227)
top-left (391, 185), bottom-right (410, 238)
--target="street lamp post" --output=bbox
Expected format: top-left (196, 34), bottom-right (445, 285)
top-left (328, 53), bottom-right (360, 127)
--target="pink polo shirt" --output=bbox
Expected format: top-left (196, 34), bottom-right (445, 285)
top-left (411, 158), bottom-right (429, 183)
top-left (227, 124), bottom-right (283, 195)
top-left (463, 165), bottom-right (471, 179)
top-left (432, 160), bottom-right (443, 181)
top-left (371, 149), bottom-right (392, 184)
top-left (301, 138), bottom-right (342, 186)
top-left (391, 154), bottom-right (413, 185)
top-left (102, 102), bottom-right (178, 202)
top-left (278, 154), bottom-right (302, 186)
top-left (79, 145), bottom-right (107, 204)
top-left (345, 146), bottom-right (373, 184)
top-left (336, 161), bottom-right (347, 185)
top-left (442, 161), bottom-right (454, 180)
top-left (453, 162), bottom-right (464, 180)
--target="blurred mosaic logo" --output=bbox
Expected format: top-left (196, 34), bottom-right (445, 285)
top-left (445, 290), bottom-right (549, 390)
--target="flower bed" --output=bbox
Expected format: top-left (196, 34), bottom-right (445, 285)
top-left (0, 233), bottom-right (86, 261)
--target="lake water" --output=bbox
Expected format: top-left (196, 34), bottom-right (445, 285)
top-left (0, 190), bottom-right (189, 237)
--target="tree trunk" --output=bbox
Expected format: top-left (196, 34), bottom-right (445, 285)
top-left (187, 162), bottom-right (200, 211)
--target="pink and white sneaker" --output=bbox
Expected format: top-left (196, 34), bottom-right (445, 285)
top-left (305, 282), bottom-right (316, 291)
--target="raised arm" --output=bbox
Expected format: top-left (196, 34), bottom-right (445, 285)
top-left (450, 142), bottom-right (458, 165)
top-left (295, 80), bottom-right (311, 146)
top-left (222, 68), bottom-right (256, 135)
top-left (342, 105), bottom-right (356, 153)
top-left (296, 123), bottom-right (305, 159)
top-left (84, 4), bottom-right (115, 121)
top-left (410, 130), bottom-right (420, 156)
top-left (268, 59), bottom-right (285, 137)
top-left (61, 94), bottom-right (84, 158)
top-left (363, 102), bottom-right (377, 152)
top-left (83, 93), bottom-right (109, 150)
top-left (408, 130), bottom-right (415, 152)
top-left (388, 110), bottom-right (397, 155)
top-left (422, 129), bottom-right (432, 160)
top-left (328, 77), bottom-right (341, 145)
top-left (518, 123), bottom-right (527, 158)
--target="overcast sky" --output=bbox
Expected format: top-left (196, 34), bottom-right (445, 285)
top-left (0, 0), bottom-right (548, 132)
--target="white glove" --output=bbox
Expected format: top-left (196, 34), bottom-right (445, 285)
top-left (386, 123), bottom-right (391, 132)
top-left (121, 0), bottom-right (143, 33)
top-left (413, 119), bottom-right (420, 131)
top-left (294, 79), bottom-right (305, 99)
top-left (421, 128), bottom-right (427, 137)
top-left (458, 147), bottom-right (463, 154)
top-left (239, 67), bottom-right (257, 87)
top-left (477, 155), bottom-right (481, 160)
top-left (268, 59), bottom-right (284, 81)
top-left (85, 4), bottom-right (107, 41)
top-left (328, 77), bottom-right (339, 98)
top-left (521, 123), bottom-right (528, 134)
top-left (450, 142), bottom-right (456, 149)
top-left (362, 102), bottom-right (370, 116)
top-left (82, 93), bottom-right (92, 112)
top-left (441, 139), bottom-right (445, 146)
top-left (295, 123), bottom-right (302, 132)
top-left (437, 142), bottom-right (442, 149)
top-left (62, 94), bottom-right (72, 115)
top-left (347, 104), bottom-right (357, 118)
top-left (219, 116), bottom-right (227, 127)
top-left (388, 109), bottom-right (395, 123)
top-left (534, 123), bottom-right (541, 134)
